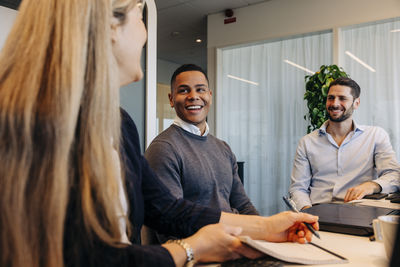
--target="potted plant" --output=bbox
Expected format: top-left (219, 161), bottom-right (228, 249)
top-left (304, 65), bottom-right (349, 133)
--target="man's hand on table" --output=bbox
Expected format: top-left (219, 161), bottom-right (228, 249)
top-left (344, 181), bottom-right (382, 202)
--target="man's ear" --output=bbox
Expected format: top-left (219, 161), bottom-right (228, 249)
top-left (209, 90), bottom-right (213, 105)
top-left (353, 97), bottom-right (360, 110)
top-left (168, 93), bottom-right (174, 108)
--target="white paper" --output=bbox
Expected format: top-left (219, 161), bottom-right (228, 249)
top-left (239, 236), bottom-right (348, 265)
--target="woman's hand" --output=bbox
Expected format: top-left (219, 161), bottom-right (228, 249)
top-left (185, 223), bottom-right (263, 263)
top-left (163, 223), bottom-right (263, 266)
top-left (264, 211), bottom-right (319, 243)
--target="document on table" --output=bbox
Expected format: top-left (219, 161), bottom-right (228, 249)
top-left (239, 236), bottom-right (348, 265)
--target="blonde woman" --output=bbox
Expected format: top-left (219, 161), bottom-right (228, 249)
top-left (0, 0), bottom-right (318, 267)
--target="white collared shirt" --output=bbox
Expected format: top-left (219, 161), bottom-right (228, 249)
top-left (173, 116), bottom-right (209, 136)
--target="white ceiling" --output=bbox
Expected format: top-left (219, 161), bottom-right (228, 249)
top-left (154, 0), bottom-right (272, 70)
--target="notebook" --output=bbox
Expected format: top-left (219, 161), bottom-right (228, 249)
top-left (303, 203), bottom-right (400, 236)
top-left (238, 236), bottom-right (348, 265)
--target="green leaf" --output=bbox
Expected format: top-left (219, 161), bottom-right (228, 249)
top-left (321, 85), bottom-right (328, 97)
top-left (318, 72), bottom-right (325, 83)
top-left (325, 77), bottom-right (334, 86)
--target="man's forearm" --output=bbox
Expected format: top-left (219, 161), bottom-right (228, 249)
top-left (219, 212), bottom-right (269, 240)
top-left (219, 211), bottom-right (320, 243)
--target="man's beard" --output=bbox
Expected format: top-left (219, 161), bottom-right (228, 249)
top-left (327, 105), bottom-right (354, 122)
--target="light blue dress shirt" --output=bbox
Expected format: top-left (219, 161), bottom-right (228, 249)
top-left (289, 121), bottom-right (400, 210)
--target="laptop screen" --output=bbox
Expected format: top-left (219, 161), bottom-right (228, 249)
top-left (304, 203), bottom-right (395, 236)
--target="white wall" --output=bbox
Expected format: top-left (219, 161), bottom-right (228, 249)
top-left (0, 6), bottom-right (17, 50)
top-left (206, 0), bottom-right (400, 132)
top-left (208, 0), bottom-right (400, 48)
top-left (157, 59), bottom-right (180, 85)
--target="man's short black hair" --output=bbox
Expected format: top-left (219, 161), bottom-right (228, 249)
top-left (328, 77), bottom-right (361, 99)
top-left (170, 64), bottom-right (209, 91)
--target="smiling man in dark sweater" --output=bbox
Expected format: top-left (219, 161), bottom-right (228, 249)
top-left (145, 64), bottom-right (258, 226)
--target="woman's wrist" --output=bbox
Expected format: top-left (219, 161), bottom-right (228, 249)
top-left (166, 239), bottom-right (194, 262)
top-left (163, 237), bottom-right (200, 266)
top-left (183, 235), bottom-right (204, 262)
top-left (162, 242), bottom-right (189, 267)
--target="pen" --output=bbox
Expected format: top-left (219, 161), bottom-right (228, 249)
top-left (282, 196), bottom-right (320, 239)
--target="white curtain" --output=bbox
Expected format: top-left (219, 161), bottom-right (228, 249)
top-left (340, 18), bottom-right (400, 158)
top-left (216, 32), bottom-right (332, 215)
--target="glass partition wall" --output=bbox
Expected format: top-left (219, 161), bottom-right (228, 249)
top-left (216, 17), bottom-right (400, 216)
top-left (340, 18), bottom-right (400, 156)
top-left (217, 32), bottom-right (333, 215)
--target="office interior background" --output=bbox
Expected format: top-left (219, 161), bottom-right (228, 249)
top-left (1, 0), bottom-right (399, 216)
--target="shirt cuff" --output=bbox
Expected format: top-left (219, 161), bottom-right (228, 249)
top-left (291, 194), bottom-right (312, 211)
top-left (374, 179), bottom-right (399, 194)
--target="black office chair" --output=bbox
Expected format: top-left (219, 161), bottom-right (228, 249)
top-left (140, 225), bottom-right (160, 245)
top-left (237, 161), bottom-right (244, 184)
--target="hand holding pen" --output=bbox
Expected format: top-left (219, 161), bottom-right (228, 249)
top-left (262, 206), bottom-right (319, 244)
top-left (283, 196), bottom-right (321, 239)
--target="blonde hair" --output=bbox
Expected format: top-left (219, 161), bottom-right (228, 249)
top-left (0, 0), bottom-right (137, 266)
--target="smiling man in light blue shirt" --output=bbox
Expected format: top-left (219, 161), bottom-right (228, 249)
top-left (289, 77), bottom-right (400, 210)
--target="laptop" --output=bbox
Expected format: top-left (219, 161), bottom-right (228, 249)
top-left (303, 203), bottom-right (400, 236)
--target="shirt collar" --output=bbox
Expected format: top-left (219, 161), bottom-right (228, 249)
top-left (173, 116), bottom-right (209, 136)
top-left (318, 120), bottom-right (365, 136)
top-left (318, 121), bottom-right (329, 135)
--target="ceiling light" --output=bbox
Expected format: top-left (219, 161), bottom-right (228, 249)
top-left (195, 39), bottom-right (202, 43)
top-left (227, 74), bottom-right (259, 86)
top-left (390, 29), bottom-right (400, 33)
top-left (345, 51), bottom-right (376, 72)
top-left (284, 60), bottom-right (314, 74)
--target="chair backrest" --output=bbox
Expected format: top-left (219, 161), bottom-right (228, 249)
top-left (140, 225), bottom-right (160, 245)
top-left (237, 161), bottom-right (244, 184)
